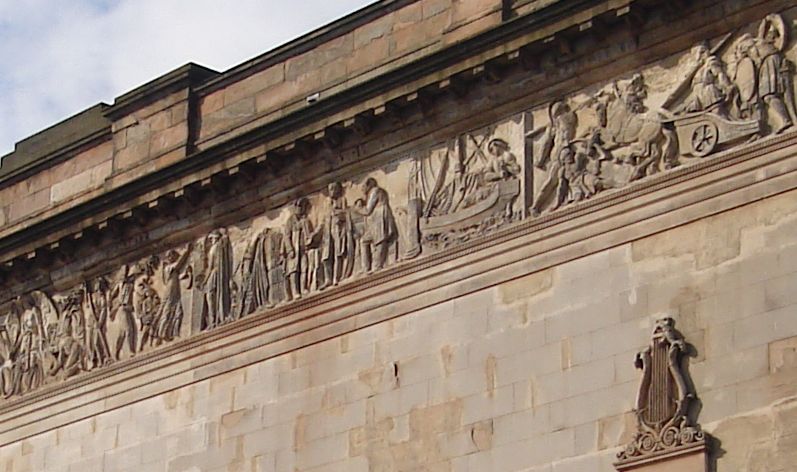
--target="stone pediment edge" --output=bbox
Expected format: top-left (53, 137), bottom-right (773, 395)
top-left (0, 130), bottom-right (795, 444)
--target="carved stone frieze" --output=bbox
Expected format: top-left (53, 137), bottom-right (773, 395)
top-left (0, 10), bottom-right (796, 401)
top-left (529, 12), bottom-right (796, 216)
top-left (0, 246), bottom-right (193, 398)
top-left (615, 317), bottom-right (707, 471)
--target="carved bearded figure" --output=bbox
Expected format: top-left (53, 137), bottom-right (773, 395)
top-left (355, 178), bottom-right (396, 273)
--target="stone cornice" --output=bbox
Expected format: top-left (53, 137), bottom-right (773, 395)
top-left (0, 126), bottom-right (795, 445)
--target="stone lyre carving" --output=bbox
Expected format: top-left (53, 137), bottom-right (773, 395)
top-left (616, 317), bottom-right (707, 470)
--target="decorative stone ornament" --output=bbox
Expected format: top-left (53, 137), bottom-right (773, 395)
top-left (615, 317), bottom-right (709, 472)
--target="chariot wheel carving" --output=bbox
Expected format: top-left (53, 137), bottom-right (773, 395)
top-left (691, 122), bottom-right (719, 157)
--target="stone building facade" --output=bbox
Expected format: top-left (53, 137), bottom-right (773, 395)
top-left (0, 0), bottom-right (796, 470)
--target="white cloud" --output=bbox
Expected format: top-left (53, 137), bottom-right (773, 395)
top-left (0, 0), bottom-right (373, 155)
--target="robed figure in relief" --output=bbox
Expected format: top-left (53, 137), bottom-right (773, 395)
top-left (238, 228), bottom-right (281, 316)
top-left (200, 229), bottom-right (234, 330)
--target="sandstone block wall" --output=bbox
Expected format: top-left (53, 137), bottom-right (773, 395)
top-left (0, 140), bottom-right (113, 237)
top-left (2, 187), bottom-right (794, 472)
top-left (197, 0), bottom-right (505, 145)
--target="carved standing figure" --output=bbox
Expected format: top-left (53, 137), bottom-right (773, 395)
top-left (755, 14), bottom-right (794, 133)
top-left (322, 182), bottom-right (354, 287)
top-left (529, 100), bottom-right (578, 171)
top-left (239, 229), bottom-right (274, 317)
top-left (282, 198), bottom-right (315, 300)
top-left (108, 264), bottom-right (141, 360)
top-left (156, 244), bottom-right (193, 342)
top-left (530, 101), bottom-right (579, 216)
top-left (732, 33), bottom-right (760, 120)
top-left (355, 178), bottom-right (396, 273)
top-left (85, 278), bottom-right (112, 370)
top-left (201, 229), bottom-right (234, 329)
top-left (15, 295), bottom-right (46, 394)
top-left (136, 278), bottom-right (162, 349)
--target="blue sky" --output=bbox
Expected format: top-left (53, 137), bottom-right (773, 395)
top-left (0, 0), bottom-right (374, 156)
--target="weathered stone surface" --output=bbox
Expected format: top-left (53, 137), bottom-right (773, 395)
top-left (2, 2), bottom-right (797, 472)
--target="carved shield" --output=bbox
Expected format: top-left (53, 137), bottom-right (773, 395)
top-left (735, 56), bottom-right (757, 103)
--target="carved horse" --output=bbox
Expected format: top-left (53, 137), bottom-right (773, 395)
top-left (590, 84), bottom-right (680, 181)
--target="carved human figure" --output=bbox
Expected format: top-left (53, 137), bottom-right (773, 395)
top-left (47, 319), bottom-right (85, 379)
top-left (108, 264), bottom-right (141, 360)
top-left (732, 33), bottom-right (760, 120)
top-left (84, 278), bottom-right (112, 370)
top-left (322, 182), bottom-right (354, 287)
top-left (683, 42), bottom-right (733, 114)
top-left (595, 74), bottom-right (679, 179)
top-left (0, 303), bottom-right (23, 398)
top-left (483, 138), bottom-right (520, 182)
top-left (15, 295), bottom-right (46, 394)
top-left (136, 278), bottom-right (162, 350)
top-left (531, 145), bottom-right (572, 216)
top-left (0, 314), bottom-right (20, 397)
top-left (355, 178), bottom-right (396, 273)
top-left (484, 138), bottom-right (521, 218)
top-left (201, 229), bottom-right (234, 329)
top-left (282, 198), bottom-right (319, 300)
top-left (156, 245), bottom-right (193, 342)
top-left (755, 14), bottom-right (794, 133)
top-left (529, 101), bottom-right (578, 170)
top-left (239, 229), bottom-right (275, 317)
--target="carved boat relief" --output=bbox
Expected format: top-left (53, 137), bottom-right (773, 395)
top-left (0, 11), bottom-right (795, 400)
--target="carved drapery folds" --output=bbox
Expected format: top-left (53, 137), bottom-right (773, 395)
top-left (0, 11), bottom-right (795, 400)
top-left (615, 317), bottom-right (707, 471)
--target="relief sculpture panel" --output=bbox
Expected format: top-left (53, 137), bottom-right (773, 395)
top-left (0, 248), bottom-right (192, 398)
top-left (0, 11), bottom-right (795, 400)
top-left (528, 12), bottom-right (796, 215)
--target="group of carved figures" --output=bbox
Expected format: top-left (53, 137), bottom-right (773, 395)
top-left (0, 253), bottom-right (187, 397)
top-left (529, 13), bottom-right (796, 215)
top-left (0, 13), bottom-right (794, 400)
top-left (232, 177), bottom-right (399, 326)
